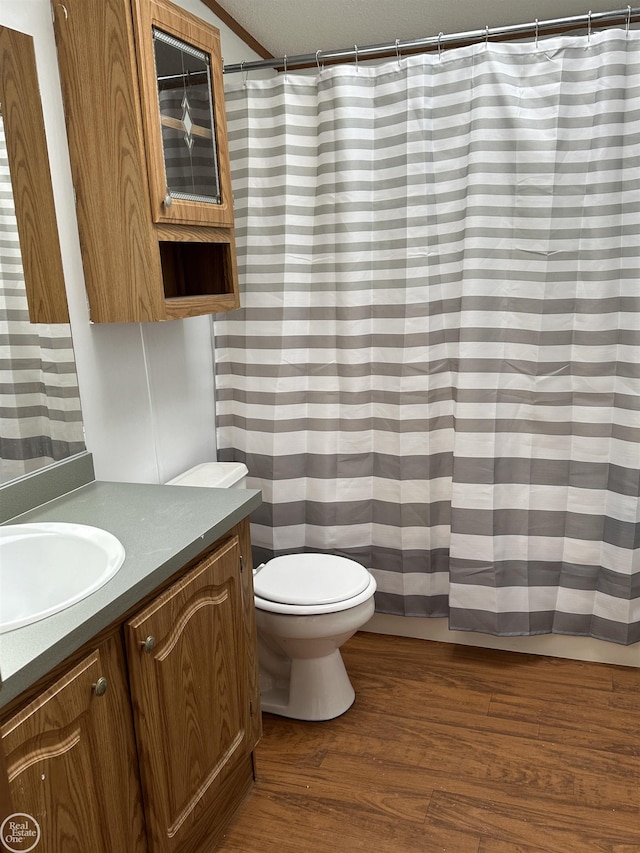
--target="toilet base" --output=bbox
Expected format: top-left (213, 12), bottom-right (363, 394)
top-left (260, 649), bottom-right (355, 721)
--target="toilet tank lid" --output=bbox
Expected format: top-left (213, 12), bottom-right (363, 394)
top-left (166, 462), bottom-right (248, 488)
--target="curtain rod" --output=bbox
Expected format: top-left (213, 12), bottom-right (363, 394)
top-left (223, 6), bottom-right (639, 74)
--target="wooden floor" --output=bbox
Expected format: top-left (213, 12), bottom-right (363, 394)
top-left (217, 632), bottom-right (639, 853)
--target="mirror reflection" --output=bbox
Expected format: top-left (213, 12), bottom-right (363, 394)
top-left (0, 114), bottom-right (85, 483)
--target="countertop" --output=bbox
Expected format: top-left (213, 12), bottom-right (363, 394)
top-left (0, 480), bottom-right (261, 709)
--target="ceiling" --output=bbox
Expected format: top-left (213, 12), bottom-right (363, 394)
top-left (215, 0), bottom-right (626, 59)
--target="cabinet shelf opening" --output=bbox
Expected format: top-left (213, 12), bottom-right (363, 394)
top-left (159, 240), bottom-right (234, 299)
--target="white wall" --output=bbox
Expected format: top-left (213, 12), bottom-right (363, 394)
top-left (0, 0), bottom-right (260, 485)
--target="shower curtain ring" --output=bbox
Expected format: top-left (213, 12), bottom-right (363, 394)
top-left (587, 10), bottom-right (592, 45)
top-left (485, 25), bottom-right (490, 46)
top-left (241, 60), bottom-right (248, 86)
top-left (534, 19), bottom-right (539, 50)
top-left (438, 31), bottom-right (444, 60)
top-left (316, 49), bottom-right (323, 72)
top-left (626, 5), bottom-right (631, 34)
top-left (283, 54), bottom-right (288, 78)
top-left (395, 38), bottom-right (401, 67)
top-left (354, 44), bottom-right (359, 70)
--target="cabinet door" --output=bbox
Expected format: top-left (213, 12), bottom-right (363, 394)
top-left (1, 636), bottom-right (147, 853)
top-left (125, 536), bottom-right (253, 853)
top-left (236, 517), bottom-right (262, 752)
top-left (132, 0), bottom-right (234, 229)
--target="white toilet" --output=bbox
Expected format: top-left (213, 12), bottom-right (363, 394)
top-left (166, 462), bottom-right (377, 721)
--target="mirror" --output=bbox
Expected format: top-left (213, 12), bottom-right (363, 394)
top-left (0, 25), bottom-right (85, 484)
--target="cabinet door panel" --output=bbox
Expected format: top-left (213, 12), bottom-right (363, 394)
top-left (126, 536), bottom-right (251, 853)
top-left (132, 0), bottom-right (234, 228)
top-left (236, 517), bottom-right (262, 750)
top-left (1, 637), bottom-right (146, 853)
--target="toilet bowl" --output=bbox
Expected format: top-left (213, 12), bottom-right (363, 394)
top-left (253, 553), bottom-right (376, 720)
top-left (166, 463), bottom-right (377, 721)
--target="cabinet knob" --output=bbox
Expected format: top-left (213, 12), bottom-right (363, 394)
top-left (163, 192), bottom-right (172, 208)
top-left (141, 635), bottom-right (156, 653)
top-left (93, 677), bottom-right (108, 697)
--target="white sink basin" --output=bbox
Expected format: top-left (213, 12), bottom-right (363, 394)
top-left (0, 522), bottom-right (125, 633)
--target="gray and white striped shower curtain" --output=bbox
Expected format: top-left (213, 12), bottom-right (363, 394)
top-left (216, 28), bottom-right (640, 645)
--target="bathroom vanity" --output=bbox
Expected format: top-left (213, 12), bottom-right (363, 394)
top-left (0, 461), bottom-right (262, 853)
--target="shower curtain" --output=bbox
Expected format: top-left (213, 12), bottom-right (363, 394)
top-left (0, 119), bottom-right (85, 482)
top-left (215, 27), bottom-right (640, 645)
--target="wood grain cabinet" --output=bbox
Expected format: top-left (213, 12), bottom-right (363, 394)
top-left (126, 535), bottom-right (260, 853)
top-left (52, 0), bottom-right (239, 322)
top-left (1, 521), bottom-right (261, 853)
top-left (1, 635), bottom-right (147, 853)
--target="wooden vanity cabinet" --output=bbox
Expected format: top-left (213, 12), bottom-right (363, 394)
top-left (125, 535), bottom-right (259, 853)
top-left (1, 520), bottom-right (260, 853)
top-left (52, 0), bottom-right (239, 322)
top-left (1, 634), bottom-right (147, 853)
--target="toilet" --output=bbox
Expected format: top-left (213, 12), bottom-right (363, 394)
top-left (166, 462), bottom-right (376, 721)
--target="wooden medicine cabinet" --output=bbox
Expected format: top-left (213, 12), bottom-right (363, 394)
top-left (52, 0), bottom-right (239, 322)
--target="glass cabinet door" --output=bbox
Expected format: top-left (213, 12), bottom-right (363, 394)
top-left (153, 28), bottom-right (221, 206)
top-left (133, 0), bottom-right (234, 228)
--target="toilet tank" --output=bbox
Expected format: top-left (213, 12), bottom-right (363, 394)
top-left (166, 462), bottom-right (248, 489)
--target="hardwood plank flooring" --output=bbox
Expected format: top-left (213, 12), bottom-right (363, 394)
top-left (217, 632), bottom-right (639, 853)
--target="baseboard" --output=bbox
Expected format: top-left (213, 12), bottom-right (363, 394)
top-left (362, 614), bottom-right (639, 667)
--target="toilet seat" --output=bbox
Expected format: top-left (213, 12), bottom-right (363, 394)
top-left (254, 553), bottom-right (370, 605)
top-left (253, 554), bottom-right (376, 615)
